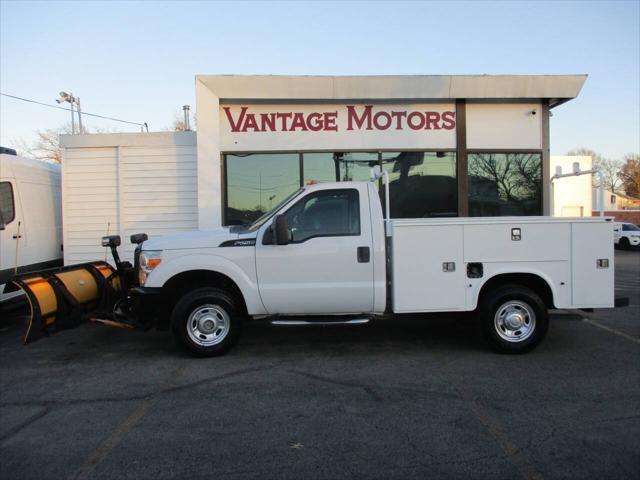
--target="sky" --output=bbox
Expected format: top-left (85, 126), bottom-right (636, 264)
top-left (1, 0), bottom-right (639, 160)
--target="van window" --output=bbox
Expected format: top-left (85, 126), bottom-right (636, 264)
top-left (0, 182), bottom-right (15, 225)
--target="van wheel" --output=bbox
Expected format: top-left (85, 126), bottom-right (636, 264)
top-left (477, 285), bottom-right (548, 354)
top-left (619, 238), bottom-right (630, 250)
top-left (171, 287), bottom-right (241, 357)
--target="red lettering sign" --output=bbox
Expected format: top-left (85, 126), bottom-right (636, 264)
top-left (223, 106), bottom-right (455, 133)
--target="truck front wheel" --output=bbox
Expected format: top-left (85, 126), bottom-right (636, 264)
top-left (477, 285), bottom-right (548, 354)
top-left (171, 287), bottom-right (241, 357)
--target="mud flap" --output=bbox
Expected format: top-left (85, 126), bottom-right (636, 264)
top-left (11, 261), bottom-right (118, 344)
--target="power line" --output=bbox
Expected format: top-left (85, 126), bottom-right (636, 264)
top-left (0, 92), bottom-right (147, 128)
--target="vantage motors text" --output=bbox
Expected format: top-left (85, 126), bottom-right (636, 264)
top-left (223, 105), bottom-right (456, 133)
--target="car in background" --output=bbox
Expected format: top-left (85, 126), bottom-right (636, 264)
top-left (613, 222), bottom-right (640, 249)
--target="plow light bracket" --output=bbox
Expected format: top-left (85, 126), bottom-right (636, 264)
top-left (102, 235), bottom-right (121, 248)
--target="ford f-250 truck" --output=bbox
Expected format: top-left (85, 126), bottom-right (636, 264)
top-left (11, 174), bottom-right (616, 356)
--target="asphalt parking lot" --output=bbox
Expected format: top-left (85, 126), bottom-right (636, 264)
top-left (1, 251), bottom-right (638, 480)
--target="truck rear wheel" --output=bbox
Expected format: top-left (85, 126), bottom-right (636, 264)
top-left (171, 287), bottom-right (241, 357)
top-left (477, 285), bottom-right (548, 354)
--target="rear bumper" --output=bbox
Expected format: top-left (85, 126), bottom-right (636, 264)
top-left (615, 296), bottom-right (630, 308)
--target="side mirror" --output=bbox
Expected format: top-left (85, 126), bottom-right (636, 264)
top-left (272, 215), bottom-right (290, 245)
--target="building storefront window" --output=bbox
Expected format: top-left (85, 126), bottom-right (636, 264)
top-left (225, 153), bottom-right (300, 225)
top-left (468, 152), bottom-right (542, 216)
top-left (304, 152), bottom-right (379, 184)
top-left (224, 150), bottom-right (542, 226)
top-left (383, 151), bottom-right (457, 218)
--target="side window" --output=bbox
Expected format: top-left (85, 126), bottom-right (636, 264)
top-left (284, 189), bottom-right (360, 243)
top-left (0, 182), bottom-right (15, 225)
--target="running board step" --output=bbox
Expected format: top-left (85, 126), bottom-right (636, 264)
top-left (271, 318), bottom-right (370, 326)
top-left (89, 318), bottom-right (138, 330)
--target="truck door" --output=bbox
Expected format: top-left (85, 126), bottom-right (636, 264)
top-left (0, 180), bottom-right (22, 281)
top-left (255, 185), bottom-right (375, 314)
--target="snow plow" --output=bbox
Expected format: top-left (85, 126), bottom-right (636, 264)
top-left (8, 234), bottom-right (148, 344)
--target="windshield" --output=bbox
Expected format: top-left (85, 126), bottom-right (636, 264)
top-left (622, 223), bottom-right (640, 231)
top-left (247, 188), bottom-right (304, 231)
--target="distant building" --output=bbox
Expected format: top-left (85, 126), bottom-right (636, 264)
top-left (593, 189), bottom-right (640, 211)
top-left (551, 155), bottom-right (593, 217)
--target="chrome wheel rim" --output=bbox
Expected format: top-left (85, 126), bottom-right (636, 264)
top-left (494, 300), bottom-right (536, 343)
top-left (187, 304), bottom-right (230, 346)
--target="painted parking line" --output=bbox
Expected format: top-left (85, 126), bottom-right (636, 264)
top-left (582, 318), bottom-right (640, 345)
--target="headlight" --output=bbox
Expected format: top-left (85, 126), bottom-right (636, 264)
top-left (138, 250), bottom-right (162, 286)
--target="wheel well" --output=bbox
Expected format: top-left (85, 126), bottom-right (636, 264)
top-left (156, 270), bottom-right (248, 329)
top-left (477, 273), bottom-right (554, 309)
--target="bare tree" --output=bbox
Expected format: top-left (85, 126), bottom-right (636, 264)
top-left (567, 147), bottom-right (622, 192)
top-left (168, 111), bottom-right (195, 132)
top-left (618, 153), bottom-right (640, 197)
top-left (11, 124), bottom-right (80, 163)
top-left (10, 124), bottom-right (123, 163)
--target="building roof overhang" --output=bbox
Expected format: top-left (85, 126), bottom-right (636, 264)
top-left (196, 74), bottom-right (587, 108)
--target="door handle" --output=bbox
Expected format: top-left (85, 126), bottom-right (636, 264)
top-left (12, 234), bottom-right (22, 239)
top-left (357, 246), bottom-right (370, 263)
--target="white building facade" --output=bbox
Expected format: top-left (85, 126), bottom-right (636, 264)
top-left (61, 74), bottom-right (587, 264)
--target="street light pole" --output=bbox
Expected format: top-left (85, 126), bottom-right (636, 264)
top-left (56, 91), bottom-right (81, 134)
top-left (76, 97), bottom-right (83, 134)
top-left (69, 101), bottom-right (76, 134)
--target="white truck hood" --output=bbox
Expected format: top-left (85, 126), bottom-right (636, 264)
top-left (141, 227), bottom-right (255, 251)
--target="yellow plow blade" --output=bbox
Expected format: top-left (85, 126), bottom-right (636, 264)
top-left (10, 261), bottom-right (117, 344)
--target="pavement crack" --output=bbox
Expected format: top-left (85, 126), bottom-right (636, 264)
top-left (0, 365), bottom-right (268, 409)
top-left (287, 369), bottom-right (383, 401)
top-left (0, 405), bottom-right (50, 444)
top-left (67, 364), bottom-right (268, 480)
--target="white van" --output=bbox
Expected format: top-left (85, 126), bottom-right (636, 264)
top-left (0, 149), bottom-right (62, 302)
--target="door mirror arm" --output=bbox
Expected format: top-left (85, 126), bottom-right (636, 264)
top-left (273, 214), bottom-right (290, 245)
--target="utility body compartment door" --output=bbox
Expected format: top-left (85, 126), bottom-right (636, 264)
top-left (391, 224), bottom-right (465, 312)
top-left (255, 185), bottom-right (374, 314)
top-left (571, 222), bottom-right (614, 307)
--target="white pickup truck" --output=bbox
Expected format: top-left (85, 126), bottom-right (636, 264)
top-left (122, 177), bottom-right (615, 356)
top-left (613, 222), bottom-right (640, 249)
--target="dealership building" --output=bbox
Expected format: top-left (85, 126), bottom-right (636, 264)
top-left (60, 74), bottom-right (587, 263)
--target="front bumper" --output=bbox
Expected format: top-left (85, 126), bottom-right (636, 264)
top-left (627, 237), bottom-right (640, 247)
top-left (130, 287), bottom-right (165, 329)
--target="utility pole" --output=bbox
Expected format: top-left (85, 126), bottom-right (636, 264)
top-left (76, 97), bottom-right (84, 134)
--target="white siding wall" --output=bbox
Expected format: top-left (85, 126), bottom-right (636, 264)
top-left (61, 132), bottom-right (197, 265)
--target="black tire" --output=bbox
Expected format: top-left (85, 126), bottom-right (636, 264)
top-left (171, 287), bottom-right (242, 357)
top-left (619, 237), bottom-right (630, 250)
top-left (477, 285), bottom-right (548, 354)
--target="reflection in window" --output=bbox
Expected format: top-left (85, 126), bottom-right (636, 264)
top-left (303, 152), bottom-right (378, 185)
top-left (468, 153), bottom-right (542, 216)
top-left (0, 182), bottom-right (15, 225)
top-left (382, 152), bottom-right (457, 218)
top-left (284, 189), bottom-right (360, 243)
top-left (225, 153), bottom-right (300, 225)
